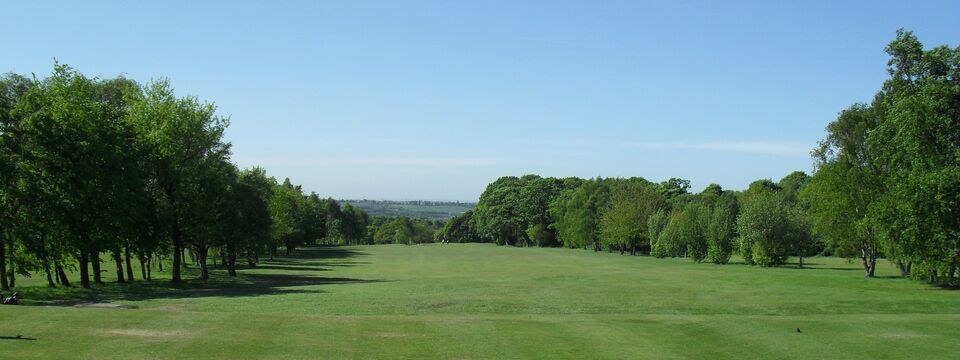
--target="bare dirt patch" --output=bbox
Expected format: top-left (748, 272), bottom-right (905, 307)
top-left (73, 302), bottom-right (137, 309)
top-left (367, 332), bottom-right (409, 338)
top-left (101, 329), bottom-right (191, 338)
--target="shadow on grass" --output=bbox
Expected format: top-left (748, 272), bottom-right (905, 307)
top-left (0, 335), bottom-right (37, 341)
top-left (21, 246), bottom-right (382, 306)
top-left (245, 264), bottom-right (332, 272)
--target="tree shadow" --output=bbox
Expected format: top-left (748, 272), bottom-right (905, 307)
top-left (245, 264), bottom-right (332, 272)
top-left (21, 246), bottom-right (382, 306)
top-left (0, 335), bottom-right (37, 341)
top-left (281, 247), bottom-right (369, 260)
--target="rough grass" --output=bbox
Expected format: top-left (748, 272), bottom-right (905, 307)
top-left (1, 244), bottom-right (959, 359)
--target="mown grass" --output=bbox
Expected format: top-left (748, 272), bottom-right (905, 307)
top-left (1, 244), bottom-right (958, 359)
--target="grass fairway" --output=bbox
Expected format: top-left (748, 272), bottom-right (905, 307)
top-left (1, 244), bottom-right (959, 359)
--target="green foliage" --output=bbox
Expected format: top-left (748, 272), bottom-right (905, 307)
top-left (647, 209), bottom-right (670, 258)
top-left (0, 63), bottom-right (349, 286)
top-left (736, 190), bottom-right (807, 267)
top-left (372, 217), bottom-right (439, 245)
top-left (654, 210), bottom-right (686, 258)
top-left (599, 181), bottom-right (666, 254)
top-left (550, 180), bottom-right (603, 250)
top-left (474, 175), bottom-right (576, 247)
top-left (802, 30), bottom-right (959, 283)
top-left (678, 202), bottom-right (708, 262)
top-left (705, 192), bottom-right (738, 264)
top-left (438, 210), bottom-right (481, 243)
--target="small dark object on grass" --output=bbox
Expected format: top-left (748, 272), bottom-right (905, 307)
top-left (796, 328), bottom-right (801, 333)
top-left (1, 292), bottom-right (21, 305)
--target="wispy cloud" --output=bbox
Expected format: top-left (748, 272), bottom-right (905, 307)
top-left (539, 139), bottom-right (812, 158)
top-left (624, 141), bottom-right (812, 157)
top-left (237, 155), bottom-right (504, 167)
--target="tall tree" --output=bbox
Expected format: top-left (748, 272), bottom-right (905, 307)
top-left (127, 79), bottom-right (230, 283)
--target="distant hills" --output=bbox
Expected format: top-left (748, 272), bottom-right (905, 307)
top-left (339, 199), bottom-right (475, 220)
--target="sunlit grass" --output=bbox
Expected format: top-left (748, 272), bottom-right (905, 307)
top-left (1, 244), bottom-right (958, 359)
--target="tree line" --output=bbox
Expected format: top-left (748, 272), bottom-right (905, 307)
top-left (441, 30), bottom-right (960, 286)
top-left (0, 63), bottom-right (382, 290)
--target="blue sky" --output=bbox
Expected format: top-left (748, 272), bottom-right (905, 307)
top-left (3, 1), bottom-right (958, 201)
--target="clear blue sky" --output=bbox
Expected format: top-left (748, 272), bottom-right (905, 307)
top-left (4, 1), bottom-right (958, 201)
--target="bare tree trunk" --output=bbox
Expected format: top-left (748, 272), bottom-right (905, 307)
top-left (79, 251), bottom-right (91, 289)
top-left (92, 248), bottom-right (102, 284)
top-left (172, 219), bottom-right (183, 283)
top-left (227, 251), bottom-right (237, 277)
top-left (0, 230), bottom-right (8, 291)
top-left (896, 259), bottom-right (912, 277)
top-left (112, 247), bottom-right (125, 283)
top-left (137, 256), bottom-right (147, 280)
top-left (180, 247), bottom-right (187, 272)
top-left (861, 244), bottom-right (878, 278)
top-left (197, 245), bottom-right (209, 281)
top-left (124, 245), bottom-right (134, 282)
top-left (7, 234), bottom-right (16, 288)
top-left (39, 231), bottom-right (55, 287)
top-left (56, 262), bottom-right (71, 287)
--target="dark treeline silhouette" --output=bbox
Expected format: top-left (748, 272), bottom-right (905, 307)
top-left (441, 30), bottom-right (960, 286)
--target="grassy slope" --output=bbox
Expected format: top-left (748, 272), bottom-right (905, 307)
top-left (1, 244), bottom-right (959, 359)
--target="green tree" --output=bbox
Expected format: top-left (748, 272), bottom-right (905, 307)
top-left (736, 190), bottom-right (806, 267)
top-left (705, 191), bottom-right (738, 264)
top-left (127, 78), bottom-right (230, 283)
top-left (599, 182), bottom-right (665, 255)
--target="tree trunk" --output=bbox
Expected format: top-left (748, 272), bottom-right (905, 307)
top-left (56, 263), bottom-right (71, 287)
top-left (139, 255), bottom-right (147, 281)
top-left (227, 251), bottom-right (237, 277)
top-left (197, 245), bottom-right (209, 281)
top-left (79, 251), bottom-right (91, 289)
top-left (92, 248), bottom-right (102, 284)
top-left (39, 231), bottom-right (55, 287)
top-left (896, 259), bottom-right (912, 277)
top-left (948, 255), bottom-right (958, 280)
top-left (7, 234), bottom-right (16, 288)
top-left (171, 219), bottom-right (183, 283)
top-left (0, 230), bottom-right (7, 291)
top-left (113, 247), bottom-right (125, 283)
top-left (860, 244), bottom-right (878, 278)
top-left (125, 245), bottom-right (134, 282)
